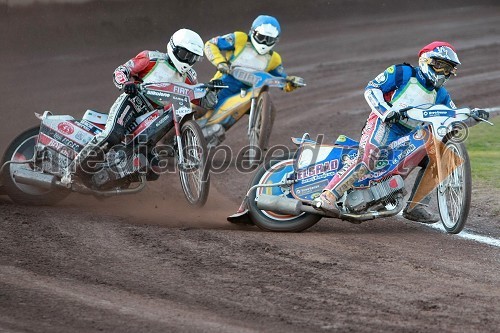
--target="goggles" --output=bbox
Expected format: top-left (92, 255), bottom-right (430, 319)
top-left (429, 58), bottom-right (457, 76)
top-left (174, 47), bottom-right (202, 65)
top-left (253, 31), bottom-right (278, 46)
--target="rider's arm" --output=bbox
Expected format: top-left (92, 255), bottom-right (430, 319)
top-left (113, 51), bottom-right (151, 90)
top-left (204, 32), bottom-right (238, 67)
top-left (267, 52), bottom-right (287, 78)
top-left (364, 65), bottom-right (405, 121)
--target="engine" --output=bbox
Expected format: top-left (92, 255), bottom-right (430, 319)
top-left (344, 175), bottom-right (405, 213)
top-left (91, 149), bottom-right (147, 187)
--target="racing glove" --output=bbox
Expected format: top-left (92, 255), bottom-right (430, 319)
top-left (209, 79), bottom-right (225, 90)
top-left (383, 110), bottom-right (401, 124)
top-left (123, 81), bottom-right (138, 96)
top-left (284, 76), bottom-right (305, 92)
top-left (217, 62), bottom-right (231, 75)
top-left (471, 108), bottom-right (489, 121)
top-left (200, 90), bottom-right (218, 109)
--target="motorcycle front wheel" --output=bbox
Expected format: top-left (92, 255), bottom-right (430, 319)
top-left (248, 152), bottom-right (322, 232)
top-left (178, 120), bottom-right (210, 207)
top-left (247, 91), bottom-right (275, 167)
top-left (436, 141), bottom-right (471, 234)
top-left (1, 127), bottom-right (69, 205)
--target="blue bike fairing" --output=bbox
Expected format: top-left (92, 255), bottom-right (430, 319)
top-left (290, 125), bottom-right (430, 201)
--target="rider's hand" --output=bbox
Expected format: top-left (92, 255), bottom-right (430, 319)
top-left (383, 110), bottom-right (400, 124)
top-left (284, 76), bottom-right (304, 92)
top-left (209, 79), bottom-right (225, 90)
top-left (200, 90), bottom-right (218, 109)
top-left (471, 108), bottom-right (489, 121)
top-left (217, 62), bottom-right (230, 75)
top-left (123, 81), bottom-right (137, 96)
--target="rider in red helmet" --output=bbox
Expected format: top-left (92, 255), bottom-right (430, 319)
top-left (316, 41), bottom-right (489, 223)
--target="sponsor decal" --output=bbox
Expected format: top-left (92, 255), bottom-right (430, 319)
top-left (394, 143), bottom-right (416, 163)
top-left (388, 136), bottom-right (410, 149)
top-left (57, 122), bottom-right (74, 135)
top-left (147, 90), bottom-right (170, 97)
top-left (294, 179), bottom-right (329, 196)
top-left (423, 109), bottom-right (455, 118)
top-left (173, 85), bottom-right (189, 95)
top-left (60, 137), bottom-right (81, 151)
top-left (114, 70), bottom-right (127, 84)
top-left (374, 71), bottom-right (388, 84)
top-left (117, 105), bottom-right (131, 125)
top-left (296, 159), bottom-right (339, 181)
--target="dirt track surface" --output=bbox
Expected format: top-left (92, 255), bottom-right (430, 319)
top-left (1, 1), bottom-right (499, 332)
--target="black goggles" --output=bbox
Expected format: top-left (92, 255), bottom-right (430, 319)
top-left (253, 31), bottom-right (278, 46)
top-left (429, 58), bottom-right (457, 76)
top-left (174, 47), bottom-right (202, 65)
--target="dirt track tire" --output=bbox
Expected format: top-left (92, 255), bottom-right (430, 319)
top-left (247, 152), bottom-right (321, 232)
top-left (1, 127), bottom-right (69, 206)
top-left (436, 141), bottom-right (471, 234)
top-left (178, 120), bottom-right (210, 207)
top-left (247, 92), bottom-right (274, 167)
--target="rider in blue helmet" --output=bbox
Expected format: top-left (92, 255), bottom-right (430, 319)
top-left (199, 15), bottom-right (305, 147)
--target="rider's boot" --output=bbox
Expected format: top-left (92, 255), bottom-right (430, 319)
top-left (202, 124), bottom-right (225, 149)
top-left (403, 165), bottom-right (440, 223)
top-left (314, 190), bottom-right (340, 216)
top-left (402, 204), bottom-right (440, 223)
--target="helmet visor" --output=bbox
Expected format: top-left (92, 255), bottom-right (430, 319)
top-left (253, 31), bottom-right (278, 46)
top-left (429, 58), bottom-right (457, 76)
top-left (174, 47), bottom-right (202, 66)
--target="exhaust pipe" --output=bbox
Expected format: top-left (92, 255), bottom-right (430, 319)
top-left (13, 168), bottom-right (59, 190)
top-left (256, 194), bottom-right (304, 215)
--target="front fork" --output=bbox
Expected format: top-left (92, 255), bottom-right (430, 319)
top-left (172, 106), bottom-right (185, 165)
top-left (247, 96), bottom-right (257, 137)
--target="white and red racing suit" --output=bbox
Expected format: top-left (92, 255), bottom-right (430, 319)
top-left (72, 50), bottom-right (205, 174)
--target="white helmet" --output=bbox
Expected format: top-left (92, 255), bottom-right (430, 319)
top-left (418, 41), bottom-right (460, 88)
top-left (167, 28), bottom-right (204, 74)
top-left (249, 15), bottom-right (281, 55)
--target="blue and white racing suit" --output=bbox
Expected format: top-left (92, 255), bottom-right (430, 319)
top-left (325, 63), bottom-right (455, 204)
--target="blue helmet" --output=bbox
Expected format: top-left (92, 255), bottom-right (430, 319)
top-left (250, 15), bottom-right (281, 55)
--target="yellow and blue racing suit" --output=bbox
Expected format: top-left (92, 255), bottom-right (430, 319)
top-left (202, 31), bottom-right (288, 128)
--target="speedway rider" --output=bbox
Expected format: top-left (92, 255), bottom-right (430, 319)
top-left (199, 14), bottom-right (304, 146)
top-left (63, 28), bottom-right (217, 183)
top-left (317, 41), bottom-right (490, 223)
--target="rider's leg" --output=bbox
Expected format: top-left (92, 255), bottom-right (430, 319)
top-left (64, 94), bottom-right (136, 182)
top-left (403, 157), bottom-right (440, 223)
top-left (318, 113), bottom-right (400, 213)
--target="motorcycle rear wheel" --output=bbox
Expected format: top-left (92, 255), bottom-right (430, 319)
top-left (248, 152), bottom-right (322, 232)
top-left (436, 141), bottom-right (471, 234)
top-left (247, 91), bottom-right (275, 167)
top-left (1, 127), bottom-right (69, 206)
top-left (178, 120), bottom-right (210, 207)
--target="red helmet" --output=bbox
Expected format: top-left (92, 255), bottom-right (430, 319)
top-left (418, 41), bottom-right (460, 88)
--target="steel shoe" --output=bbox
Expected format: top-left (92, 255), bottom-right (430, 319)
top-left (403, 205), bottom-right (440, 224)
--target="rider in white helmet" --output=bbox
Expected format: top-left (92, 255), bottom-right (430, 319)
top-left (64, 28), bottom-right (217, 183)
top-left (199, 15), bottom-right (305, 146)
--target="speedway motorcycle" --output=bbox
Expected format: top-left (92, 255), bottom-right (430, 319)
top-left (197, 66), bottom-right (306, 165)
top-left (228, 104), bottom-right (493, 234)
top-left (0, 81), bottom-right (222, 207)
